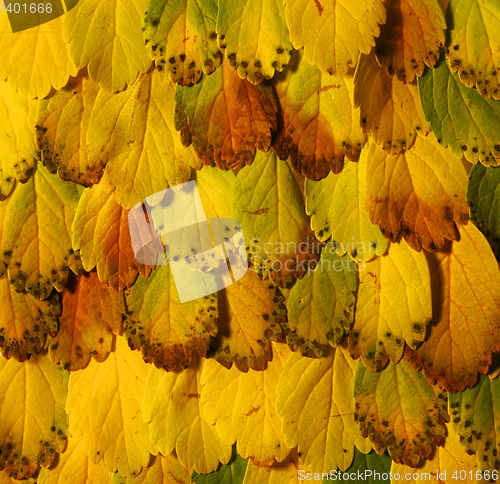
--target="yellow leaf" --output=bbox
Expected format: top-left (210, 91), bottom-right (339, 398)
top-left (305, 157), bottom-right (388, 262)
top-left (63, 0), bottom-right (152, 92)
top-left (0, 277), bottom-right (59, 361)
top-left (175, 59), bottom-right (279, 170)
top-left (391, 424), bottom-right (486, 483)
top-left (446, 0), bottom-right (500, 100)
top-left (201, 342), bottom-right (294, 466)
top-left (124, 263), bottom-right (218, 371)
top-left (0, 354), bottom-right (68, 479)
top-left (35, 73), bottom-right (102, 186)
top-left (217, 0), bottom-right (292, 84)
top-left (406, 224), bottom-right (500, 393)
top-left (283, 0), bottom-right (386, 75)
top-left (211, 270), bottom-right (286, 372)
top-left (0, 80), bottom-right (37, 200)
top-left (274, 52), bottom-right (366, 181)
top-left (144, 0), bottom-right (221, 86)
top-left (87, 70), bottom-right (199, 208)
top-left (0, 164), bottom-right (82, 300)
top-left (143, 357), bottom-right (232, 474)
top-left (276, 345), bottom-right (371, 473)
top-left (242, 450), bottom-right (300, 483)
top-left (365, 133), bottom-right (470, 251)
top-left (0, 13), bottom-right (78, 99)
top-left (113, 453), bottom-right (190, 484)
top-left (354, 358), bottom-right (448, 467)
top-left (37, 435), bottom-right (112, 484)
top-left (349, 240), bottom-right (432, 372)
top-left (375, 0), bottom-right (446, 82)
top-left (354, 53), bottom-right (430, 154)
top-left (49, 272), bottom-right (124, 371)
top-left (66, 336), bottom-right (151, 478)
top-left (72, 180), bottom-right (152, 291)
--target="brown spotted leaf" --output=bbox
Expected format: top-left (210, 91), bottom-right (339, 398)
top-left (175, 59), bottom-right (279, 170)
top-left (349, 240), bottom-right (432, 372)
top-left (124, 263), bottom-right (218, 372)
top-left (375, 0), bottom-right (446, 83)
top-left (0, 278), bottom-right (60, 362)
top-left (365, 134), bottom-right (470, 251)
top-left (72, 180), bottom-right (152, 292)
top-left (211, 270), bottom-right (286, 372)
top-left (354, 358), bottom-right (449, 467)
top-left (274, 51), bottom-right (365, 180)
top-left (49, 272), bottom-right (124, 371)
top-left (0, 163), bottom-right (82, 300)
top-left (405, 224), bottom-right (500, 393)
top-left (446, 0), bottom-right (500, 100)
top-left (143, 0), bottom-right (221, 86)
top-left (354, 52), bottom-right (430, 154)
top-left (35, 73), bottom-right (102, 186)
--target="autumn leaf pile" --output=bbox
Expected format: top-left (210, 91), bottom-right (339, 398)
top-left (0, 0), bottom-right (500, 482)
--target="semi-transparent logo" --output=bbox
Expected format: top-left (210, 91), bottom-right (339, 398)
top-left (3, 0), bottom-right (79, 33)
top-left (128, 181), bottom-right (248, 303)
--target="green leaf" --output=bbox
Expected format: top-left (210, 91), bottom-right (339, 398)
top-left (331, 449), bottom-right (392, 483)
top-left (284, 241), bottom-right (357, 357)
top-left (467, 165), bottom-right (500, 260)
top-left (192, 446), bottom-right (248, 484)
top-left (446, 0), bottom-right (500, 100)
top-left (233, 150), bottom-right (319, 288)
top-left (418, 58), bottom-right (500, 166)
top-left (216, 0), bottom-right (292, 84)
top-left (143, 0), bottom-right (221, 86)
top-left (449, 374), bottom-right (500, 469)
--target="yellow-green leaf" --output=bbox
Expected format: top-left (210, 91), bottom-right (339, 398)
top-left (285, 242), bottom-right (358, 357)
top-left (72, 180), bottom-right (152, 291)
top-left (233, 150), bottom-right (319, 288)
top-left (354, 53), bottom-right (430, 154)
top-left (0, 164), bottom-right (82, 299)
top-left (35, 73), bottom-right (102, 186)
top-left (143, 357), bottom-right (232, 473)
top-left (449, 375), bottom-right (500, 469)
top-left (374, 0), bottom-right (446, 83)
top-left (354, 358), bottom-right (448, 467)
top-left (405, 224), bottom-right (500, 393)
top-left (144, 0), bottom-right (221, 86)
top-left (124, 263), bottom-right (218, 371)
top-left (87, 69), bottom-right (199, 209)
top-left (201, 343), bottom-right (293, 466)
top-left (0, 354), bottom-right (68, 479)
top-left (365, 133), bottom-right (470, 251)
top-left (446, 0), bottom-right (500, 100)
top-left (274, 52), bottom-right (365, 180)
top-left (276, 345), bottom-right (371, 474)
top-left (66, 336), bottom-right (151, 478)
top-left (64, 0), bottom-right (152, 92)
top-left (349, 240), bottom-right (432, 372)
top-left (283, 0), bottom-right (386, 75)
top-left (0, 277), bottom-right (59, 361)
top-left (216, 0), bottom-right (292, 84)
top-left (305, 157), bottom-right (388, 262)
top-left (0, 12), bottom-right (78, 99)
